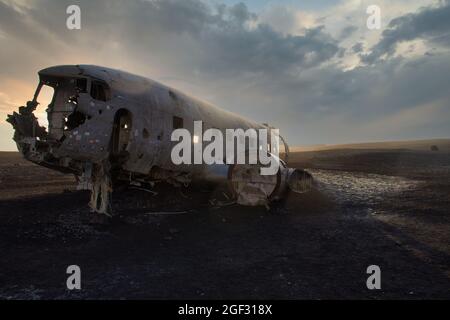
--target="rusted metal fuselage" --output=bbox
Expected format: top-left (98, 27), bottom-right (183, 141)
top-left (7, 65), bottom-right (312, 214)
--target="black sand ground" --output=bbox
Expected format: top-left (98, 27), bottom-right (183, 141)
top-left (0, 149), bottom-right (449, 299)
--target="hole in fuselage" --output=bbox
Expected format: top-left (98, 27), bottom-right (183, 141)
top-left (35, 84), bottom-right (55, 130)
top-left (66, 111), bottom-right (87, 131)
top-left (111, 109), bottom-right (132, 155)
top-left (143, 128), bottom-right (149, 139)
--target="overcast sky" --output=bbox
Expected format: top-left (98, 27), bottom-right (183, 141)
top-left (1, 0), bottom-right (449, 150)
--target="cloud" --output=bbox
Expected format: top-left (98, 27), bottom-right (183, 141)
top-left (339, 25), bottom-right (358, 40)
top-left (0, 0), bottom-right (341, 78)
top-left (0, 0), bottom-right (449, 149)
top-left (362, 0), bottom-right (450, 63)
top-left (352, 42), bottom-right (364, 53)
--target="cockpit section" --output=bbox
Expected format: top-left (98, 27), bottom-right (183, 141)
top-left (35, 75), bottom-right (110, 141)
top-left (6, 70), bottom-right (113, 171)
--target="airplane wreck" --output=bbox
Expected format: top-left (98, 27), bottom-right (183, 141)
top-left (7, 65), bottom-right (312, 215)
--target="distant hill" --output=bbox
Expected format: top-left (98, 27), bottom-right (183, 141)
top-left (291, 139), bottom-right (450, 153)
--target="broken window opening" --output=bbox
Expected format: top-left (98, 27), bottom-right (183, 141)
top-left (142, 128), bottom-right (150, 139)
top-left (111, 109), bottom-right (132, 155)
top-left (90, 80), bottom-right (110, 101)
top-left (76, 78), bottom-right (87, 93)
top-left (35, 84), bottom-right (55, 130)
top-left (173, 116), bottom-right (183, 130)
top-left (65, 111), bottom-right (87, 131)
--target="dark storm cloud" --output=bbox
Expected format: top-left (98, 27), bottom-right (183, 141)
top-left (0, 0), bottom-right (449, 147)
top-left (362, 0), bottom-right (450, 63)
top-left (339, 25), bottom-right (358, 40)
top-left (351, 42), bottom-right (364, 53)
top-left (196, 24), bottom-right (339, 77)
top-left (0, 0), bottom-right (340, 77)
top-left (254, 52), bottom-right (450, 143)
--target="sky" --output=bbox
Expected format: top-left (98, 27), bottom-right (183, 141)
top-left (1, 0), bottom-right (450, 151)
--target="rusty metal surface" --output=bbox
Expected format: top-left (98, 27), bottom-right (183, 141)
top-left (7, 65), bottom-right (311, 214)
